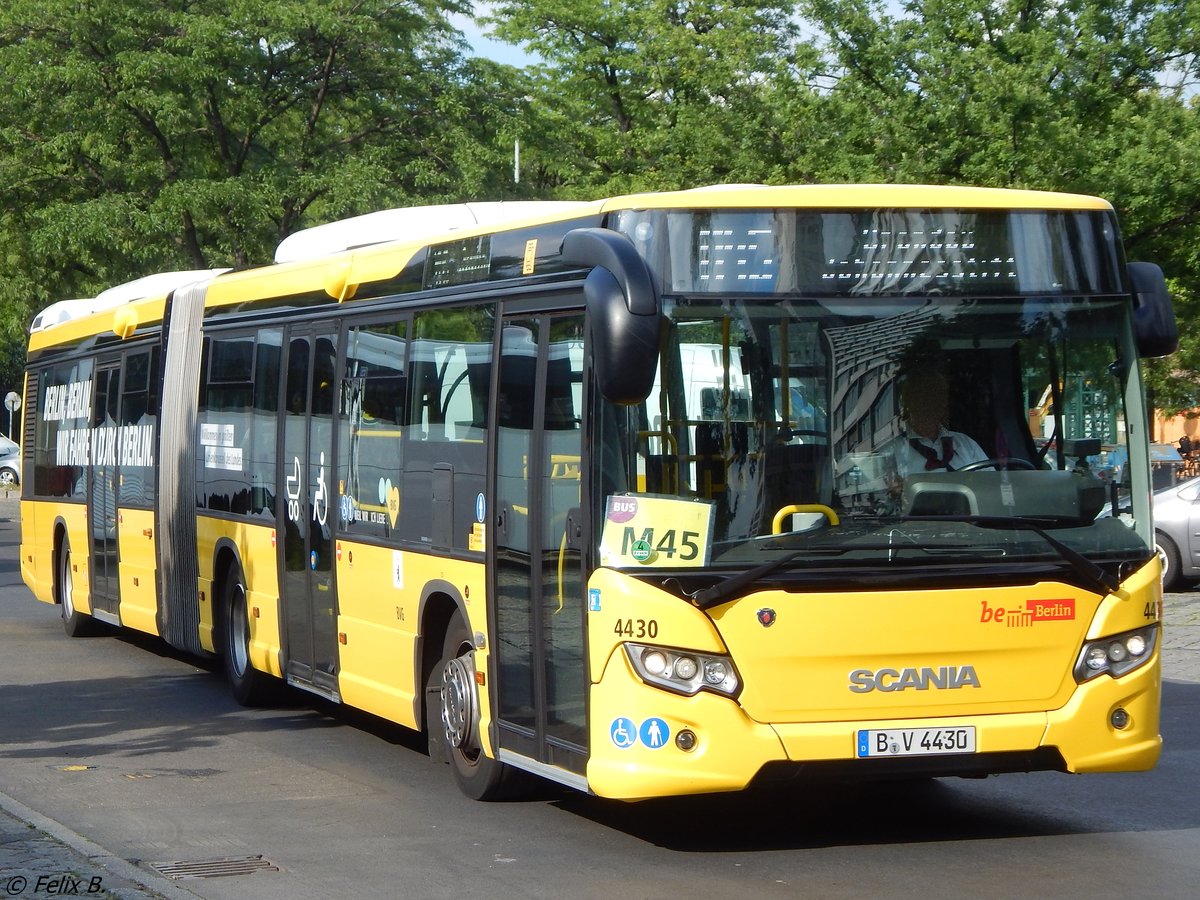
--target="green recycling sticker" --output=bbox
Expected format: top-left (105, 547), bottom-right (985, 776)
top-left (630, 539), bottom-right (654, 563)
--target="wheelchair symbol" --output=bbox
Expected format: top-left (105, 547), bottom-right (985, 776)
top-left (610, 717), bottom-right (637, 749)
top-left (313, 451), bottom-right (328, 527)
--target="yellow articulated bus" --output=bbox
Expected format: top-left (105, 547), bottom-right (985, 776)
top-left (19, 185), bottom-right (1177, 800)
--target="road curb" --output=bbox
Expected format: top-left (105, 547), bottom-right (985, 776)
top-left (0, 790), bottom-right (197, 900)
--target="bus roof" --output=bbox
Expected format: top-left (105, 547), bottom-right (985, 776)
top-left (28, 184), bottom-right (1116, 347)
top-left (272, 187), bottom-right (1111, 268)
top-left (29, 269), bottom-right (229, 335)
top-left (273, 201), bottom-right (600, 263)
top-left (600, 183), bottom-right (1114, 212)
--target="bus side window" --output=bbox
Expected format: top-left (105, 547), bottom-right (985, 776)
top-left (249, 329), bottom-right (282, 518)
top-left (34, 358), bottom-right (94, 499)
top-left (199, 333), bottom-right (266, 516)
top-left (339, 320), bottom-right (408, 541)
top-left (401, 308), bottom-right (495, 550)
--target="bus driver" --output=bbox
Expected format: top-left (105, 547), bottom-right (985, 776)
top-left (892, 368), bottom-right (988, 478)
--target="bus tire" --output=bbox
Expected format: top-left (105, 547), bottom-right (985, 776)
top-left (220, 565), bottom-right (280, 706)
top-left (431, 618), bottom-right (526, 801)
top-left (58, 539), bottom-right (98, 638)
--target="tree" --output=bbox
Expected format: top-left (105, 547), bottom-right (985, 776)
top-left (793, 0), bottom-right (1196, 183)
top-left (485, 0), bottom-right (821, 194)
top-left (0, 0), bottom-right (499, 328)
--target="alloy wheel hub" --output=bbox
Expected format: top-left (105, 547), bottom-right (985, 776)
top-left (441, 652), bottom-right (477, 750)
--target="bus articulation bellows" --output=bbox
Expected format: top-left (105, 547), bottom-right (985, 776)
top-left (20, 185), bottom-right (1175, 800)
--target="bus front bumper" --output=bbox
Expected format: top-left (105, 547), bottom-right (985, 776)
top-left (585, 650), bottom-right (1161, 801)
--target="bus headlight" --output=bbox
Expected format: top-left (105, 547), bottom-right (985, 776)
top-left (625, 643), bottom-right (740, 697)
top-left (1073, 624), bottom-right (1158, 683)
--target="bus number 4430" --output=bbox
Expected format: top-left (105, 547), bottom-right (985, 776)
top-left (621, 527), bottom-right (700, 561)
top-left (614, 618), bottom-right (659, 639)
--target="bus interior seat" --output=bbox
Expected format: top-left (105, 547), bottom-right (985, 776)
top-left (694, 422), bottom-right (727, 500)
top-left (945, 347), bottom-right (1040, 463)
top-left (762, 442), bottom-right (832, 530)
top-left (643, 452), bottom-right (677, 493)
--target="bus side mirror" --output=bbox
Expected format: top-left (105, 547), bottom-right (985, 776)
top-left (1129, 261), bottom-right (1178, 358)
top-left (561, 228), bottom-right (662, 404)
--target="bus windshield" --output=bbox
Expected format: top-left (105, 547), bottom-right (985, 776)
top-left (597, 290), bottom-right (1152, 580)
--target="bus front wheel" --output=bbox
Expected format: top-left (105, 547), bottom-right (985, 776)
top-left (431, 619), bottom-right (525, 801)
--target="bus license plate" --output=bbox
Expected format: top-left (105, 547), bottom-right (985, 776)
top-left (856, 726), bottom-right (975, 758)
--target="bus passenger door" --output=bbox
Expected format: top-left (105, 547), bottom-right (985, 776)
top-left (114, 347), bottom-right (159, 635)
top-left (279, 329), bottom-right (340, 699)
top-left (88, 361), bottom-right (121, 621)
top-left (493, 313), bottom-right (588, 777)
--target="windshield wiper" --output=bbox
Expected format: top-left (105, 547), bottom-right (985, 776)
top-left (904, 515), bottom-right (1121, 596)
top-left (691, 548), bottom-right (809, 609)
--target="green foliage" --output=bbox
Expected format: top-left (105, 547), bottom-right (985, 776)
top-left (794, 0), bottom-right (1194, 186)
top-left (0, 0), bottom-right (494, 325)
top-left (485, 0), bottom-right (819, 193)
top-left (3, 0), bottom-right (1200, 417)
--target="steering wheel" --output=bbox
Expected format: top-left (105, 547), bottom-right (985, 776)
top-left (957, 457), bottom-right (1036, 472)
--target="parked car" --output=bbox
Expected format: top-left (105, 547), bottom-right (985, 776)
top-left (1149, 476), bottom-right (1200, 591)
top-left (0, 435), bottom-right (18, 487)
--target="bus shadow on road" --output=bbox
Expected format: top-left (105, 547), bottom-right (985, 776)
top-left (108, 623), bottom-right (432, 756)
top-left (0, 668), bottom-right (355, 763)
top-left (0, 623), bottom-right (422, 764)
top-left (556, 679), bottom-right (1200, 851)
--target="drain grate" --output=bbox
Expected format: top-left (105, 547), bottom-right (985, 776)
top-left (149, 855), bottom-right (279, 879)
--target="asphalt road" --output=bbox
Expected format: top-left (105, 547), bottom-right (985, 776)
top-left (2, 497), bottom-right (1199, 899)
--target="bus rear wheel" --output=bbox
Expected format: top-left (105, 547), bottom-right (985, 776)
top-left (58, 539), bottom-right (97, 638)
top-left (431, 619), bottom-right (526, 801)
top-left (220, 565), bottom-right (280, 706)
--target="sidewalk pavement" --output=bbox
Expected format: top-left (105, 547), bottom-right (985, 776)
top-left (1162, 589), bottom-right (1200, 684)
top-left (2, 490), bottom-right (1198, 896)
top-left (0, 794), bottom-right (190, 900)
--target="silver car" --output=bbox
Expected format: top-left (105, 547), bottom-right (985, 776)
top-left (0, 435), bottom-right (17, 487)
top-left (1152, 476), bottom-right (1200, 591)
